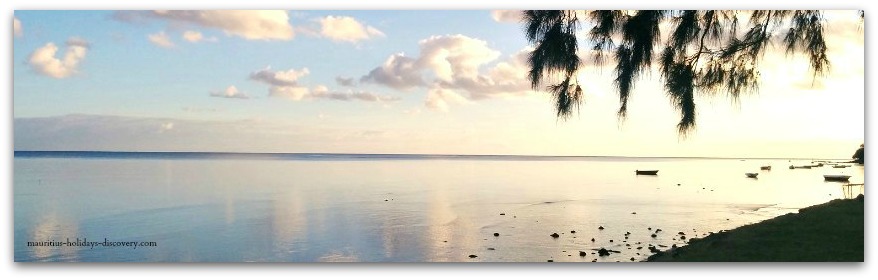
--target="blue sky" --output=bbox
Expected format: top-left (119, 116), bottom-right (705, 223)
top-left (11, 9), bottom-right (866, 158)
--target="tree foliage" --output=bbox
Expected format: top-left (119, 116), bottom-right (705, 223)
top-left (524, 10), bottom-right (841, 136)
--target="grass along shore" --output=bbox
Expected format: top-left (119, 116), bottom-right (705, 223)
top-left (647, 195), bottom-right (864, 262)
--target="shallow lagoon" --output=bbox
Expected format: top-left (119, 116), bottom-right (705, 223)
top-left (13, 154), bottom-right (864, 262)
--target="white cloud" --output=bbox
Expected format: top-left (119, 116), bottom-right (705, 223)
top-left (249, 67), bottom-right (399, 103)
top-left (250, 67), bottom-right (311, 87)
top-left (148, 31), bottom-right (175, 48)
top-left (417, 35), bottom-right (501, 81)
top-left (249, 67), bottom-right (311, 100)
top-left (13, 17), bottom-right (22, 37)
top-left (317, 16), bottom-right (385, 43)
top-left (182, 30), bottom-right (218, 43)
top-left (210, 85), bottom-right (250, 99)
top-left (361, 34), bottom-right (536, 110)
top-left (148, 10), bottom-right (294, 41)
top-left (27, 37), bottom-right (90, 79)
top-left (311, 85), bottom-right (400, 102)
top-left (425, 88), bottom-right (468, 112)
top-left (491, 10), bottom-right (524, 23)
top-left (269, 86), bottom-right (311, 100)
top-left (360, 53), bottom-right (424, 90)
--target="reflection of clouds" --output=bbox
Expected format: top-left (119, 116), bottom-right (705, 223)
top-left (30, 211), bottom-right (79, 261)
top-left (422, 185), bottom-right (485, 262)
top-left (270, 190), bottom-right (308, 256)
top-left (318, 249), bottom-right (359, 262)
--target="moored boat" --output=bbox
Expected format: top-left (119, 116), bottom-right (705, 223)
top-left (635, 170), bottom-right (659, 175)
top-left (760, 166), bottom-right (771, 170)
top-left (824, 175), bottom-right (851, 182)
top-left (745, 172), bottom-right (759, 178)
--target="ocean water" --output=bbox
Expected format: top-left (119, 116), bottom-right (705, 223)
top-left (12, 152), bottom-right (865, 262)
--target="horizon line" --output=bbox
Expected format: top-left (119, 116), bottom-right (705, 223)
top-left (12, 150), bottom-right (849, 161)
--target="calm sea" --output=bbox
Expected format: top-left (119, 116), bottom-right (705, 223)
top-left (12, 152), bottom-right (864, 262)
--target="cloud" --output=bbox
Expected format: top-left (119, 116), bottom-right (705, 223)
top-left (361, 34), bottom-right (536, 110)
top-left (317, 16), bottom-right (385, 43)
top-left (150, 10), bottom-right (293, 41)
top-left (12, 114), bottom-right (342, 152)
top-left (250, 67), bottom-right (310, 87)
top-left (210, 85), bottom-right (250, 99)
top-left (360, 53), bottom-right (424, 90)
top-left (269, 86), bottom-right (311, 100)
top-left (148, 31), bottom-right (175, 48)
top-left (491, 10), bottom-right (524, 23)
top-left (182, 30), bottom-right (218, 43)
top-left (311, 85), bottom-right (400, 102)
top-left (27, 37), bottom-right (90, 79)
top-left (425, 88), bottom-right (468, 112)
top-left (249, 67), bottom-right (312, 100)
top-left (335, 76), bottom-right (355, 87)
top-left (13, 17), bottom-right (22, 37)
top-left (250, 67), bottom-right (399, 103)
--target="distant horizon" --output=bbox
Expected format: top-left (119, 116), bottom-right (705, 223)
top-left (12, 150), bottom-right (853, 161)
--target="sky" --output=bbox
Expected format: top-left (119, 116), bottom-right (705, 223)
top-left (10, 9), bottom-right (866, 158)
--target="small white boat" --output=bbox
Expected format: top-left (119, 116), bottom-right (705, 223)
top-left (824, 175), bottom-right (851, 182)
top-left (745, 173), bottom-right (759, 178)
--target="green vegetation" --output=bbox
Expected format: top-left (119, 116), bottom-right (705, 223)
top-left (647, 195), bottom-right (864, 261)
top-left (523, 10), bottom-right (863, 135)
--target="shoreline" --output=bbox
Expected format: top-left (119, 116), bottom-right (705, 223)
top-left (646, 194), bottom-right (864, 262)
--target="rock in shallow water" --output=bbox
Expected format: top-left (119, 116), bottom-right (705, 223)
top-left (550, 233), bottom-right (560, 238)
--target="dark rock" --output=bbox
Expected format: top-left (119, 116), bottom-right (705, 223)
top-left (598, 226), bottom-right (604, 230)
top-left (655, 229), bottom-right (662, 233)
top-left (678, 232), bottom-right (685, 235)
top-left (598, 248), bottom-right (611, 256)
top-left (631, 212), bottom-right (637, 214)
top-left (590, 238), bottom-right (595, 242)
top-left (571, 230), bottom-right (576, 234)
top-left (469, 255), bottom-right (477, 258)
top-left (547, 260), bottom-right (553, 262)
top-left (636, 246), bottom-right (643, 250)
top-left (624, 236), bottom-right (629, 239)
top-left (487, 248), bottom-right (495, 250)
top-left (609, 240), bottom-right (613, 243)
top-left (384, 199), bottom-right (388, 201)
top-left (500, 213), bottom-right (505, 215)
top-left (493, 233), bottom-right (499, 237)
top-left (651, 234), bottom-right (657, 238)
top-left (680, 236), bottom-right (686, 240)
top-left (648, 227), bottom-right (652, 230)
top-left (592, 259), bottom-right (597, 262)
top-left (550, 233), bottom-right (560, 238)
top-left (579, 251), bottom-right (587, 256)
top-left (630, 257), bottom-right (636, 261)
